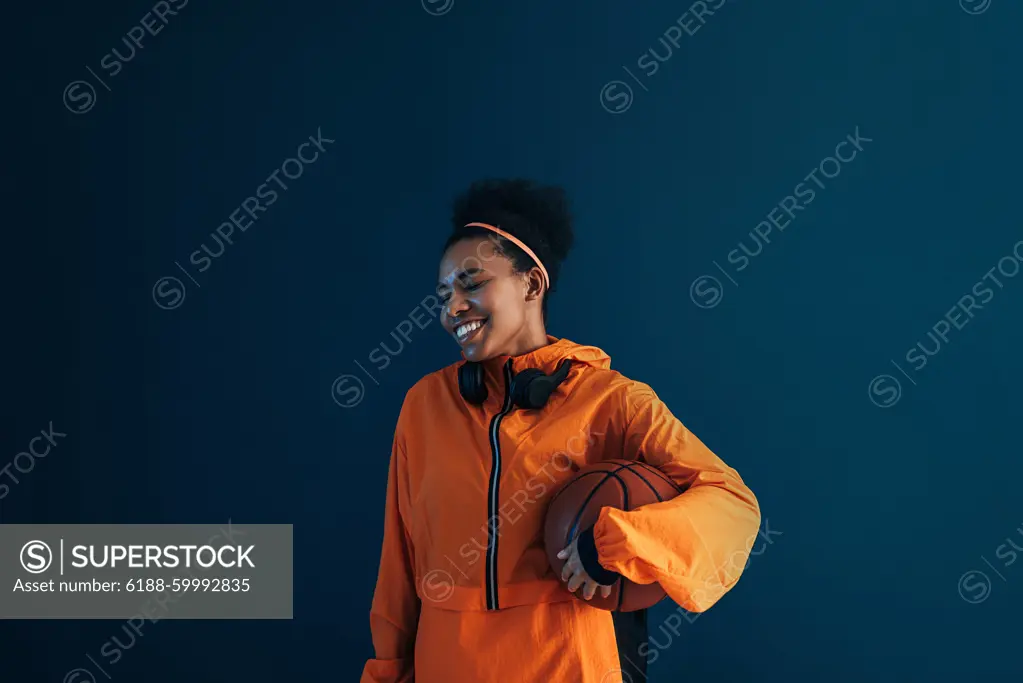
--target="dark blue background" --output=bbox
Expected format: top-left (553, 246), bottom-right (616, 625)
top-left (4, 0), bottom-right (1022, 680)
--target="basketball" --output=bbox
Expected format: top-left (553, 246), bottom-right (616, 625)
top-left (544, 459), bottom-right (683, 612)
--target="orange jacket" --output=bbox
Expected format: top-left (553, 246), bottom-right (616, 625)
top-left (361, 337), bottom-right (761, 683)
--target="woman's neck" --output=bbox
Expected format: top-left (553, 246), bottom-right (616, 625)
top-left (504, 321), bottom-right (550, 357)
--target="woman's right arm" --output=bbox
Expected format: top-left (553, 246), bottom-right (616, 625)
top-left (360, 427), bottom-right (420, 683)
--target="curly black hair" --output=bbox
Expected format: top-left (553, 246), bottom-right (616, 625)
top-left (443, 178), bottom-right (575, 322)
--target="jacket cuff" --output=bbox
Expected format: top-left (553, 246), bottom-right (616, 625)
top-left (576, 525), bottom-right (620, 586)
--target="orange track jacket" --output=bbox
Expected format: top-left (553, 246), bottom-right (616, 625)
top-left (361, 337), bottom-right (761, 683)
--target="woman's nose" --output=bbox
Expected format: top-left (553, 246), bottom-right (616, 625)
top-left (444, 293), bottom-right (471, 320)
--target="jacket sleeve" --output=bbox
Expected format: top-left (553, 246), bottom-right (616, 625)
top-left (360, 428), bottom-right (419, 683)
top-left (584, 385), bottom-right (761, 613)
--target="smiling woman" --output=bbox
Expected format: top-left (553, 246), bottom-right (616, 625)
top-left (360, 178), bottom-right (761, 683)
top-left (436, 179), bottom-right (574, 361)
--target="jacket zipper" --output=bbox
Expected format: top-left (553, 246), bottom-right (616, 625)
top-left (485, 360), bottom-right (515, 611)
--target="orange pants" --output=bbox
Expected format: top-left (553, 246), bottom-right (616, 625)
top-left (413, 600), bottom-right (624, 683)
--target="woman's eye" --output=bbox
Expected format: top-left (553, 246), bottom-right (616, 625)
top-left (466, 281), bottom-right (486, 291)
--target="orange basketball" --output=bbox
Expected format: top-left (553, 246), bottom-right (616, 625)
top-left (544, 459), bottom-right (682, 612)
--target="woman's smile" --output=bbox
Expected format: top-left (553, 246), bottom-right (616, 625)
top-left (455, 317), bottom-right (489, 344)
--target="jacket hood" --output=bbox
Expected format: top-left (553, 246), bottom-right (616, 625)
top-left (467, 335), bottom-right (611, 375)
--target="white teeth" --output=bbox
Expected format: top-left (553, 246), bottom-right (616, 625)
top-left (456, 320), bottom-right (485, 340)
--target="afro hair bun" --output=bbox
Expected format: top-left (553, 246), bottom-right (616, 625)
top-left (448, 178), bottom-right (575, 282)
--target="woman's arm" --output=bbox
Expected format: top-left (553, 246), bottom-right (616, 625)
top-left (360, 429), bottom-right (420, 683)
top-left (579, 384), bottom-right (762, 613)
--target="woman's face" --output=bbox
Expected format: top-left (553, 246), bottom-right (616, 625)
top-left (437, 237), bottom-right (535, 361)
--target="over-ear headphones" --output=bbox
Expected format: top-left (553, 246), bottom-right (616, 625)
top-left (458, 359), bottom-right (574, 410)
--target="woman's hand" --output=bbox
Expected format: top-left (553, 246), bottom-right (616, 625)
top-left (557, 536), bottom-right (613, 600)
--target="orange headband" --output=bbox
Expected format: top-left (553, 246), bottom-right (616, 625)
top-left (464, 222), bottom-right (550, 291)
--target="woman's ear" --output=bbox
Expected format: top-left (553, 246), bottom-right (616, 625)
top-left (522, 268), bottom-right (545, 303)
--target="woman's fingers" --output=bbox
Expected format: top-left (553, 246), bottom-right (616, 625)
top-left (563, 569), bottom-right (613, 601)
top-left (561, 550), bottom-right (611, 601)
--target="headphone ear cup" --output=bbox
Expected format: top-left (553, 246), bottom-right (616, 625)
top-left (511, 359), bottom-right (574, 410)
top-left (511, 368), bottom-right (548, 410)
top-left (524, 376), bottom-right (556, 410)
top-left (458, 361), bottom-right (488, 405)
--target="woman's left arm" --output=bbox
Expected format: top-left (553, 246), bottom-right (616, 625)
top-left (579, 384), bottom-right (762, 613)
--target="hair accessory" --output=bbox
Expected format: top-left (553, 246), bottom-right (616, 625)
top-left (464, 222), bottom-right (550, 291)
